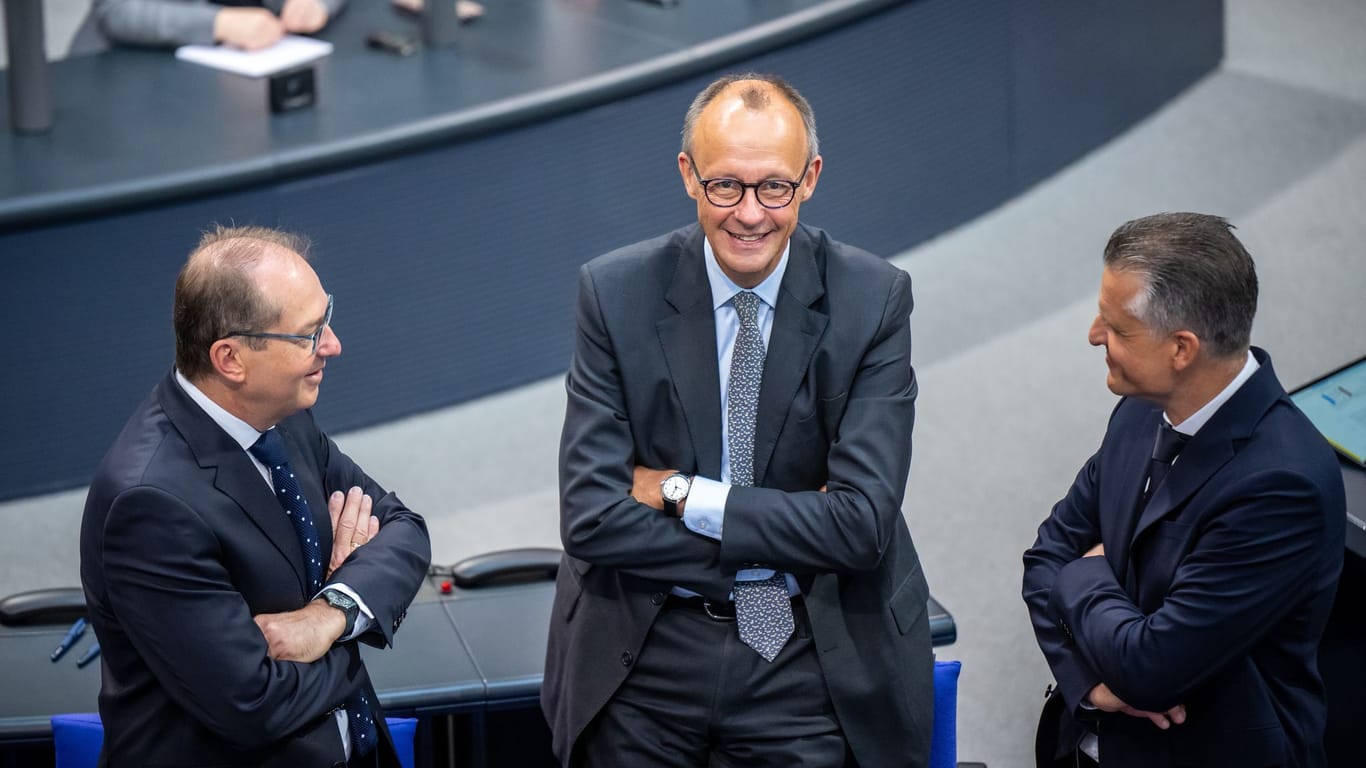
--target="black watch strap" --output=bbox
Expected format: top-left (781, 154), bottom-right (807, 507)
top-left (321, 588), bottom-right (359, 638)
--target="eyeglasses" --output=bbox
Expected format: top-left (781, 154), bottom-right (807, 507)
top-left (225, 294), bottom-right (333, 355)
top-left (687, 154), bottom-right (810, 209)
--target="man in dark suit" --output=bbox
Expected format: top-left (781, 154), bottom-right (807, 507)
top-left (1022, 212), bottom-right (1345, 768)
top-left (543, 74), bottom-right (933, 767)
top-left (81, 226), bottom-right (431, 766)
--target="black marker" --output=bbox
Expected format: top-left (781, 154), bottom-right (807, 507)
top-left (51, 618), bottom-right (87, 662)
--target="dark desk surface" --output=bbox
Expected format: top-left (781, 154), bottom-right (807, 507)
top-left (0, 0), bottom-right (898, 228)
top-left (0, 580), bottom-right (955, 741)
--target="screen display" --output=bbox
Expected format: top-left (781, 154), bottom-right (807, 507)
top-left (1291, 357), bottom-right (1366, 467)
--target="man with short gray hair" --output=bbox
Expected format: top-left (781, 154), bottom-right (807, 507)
top-left (1023, 212), bottom-right (1344, 767)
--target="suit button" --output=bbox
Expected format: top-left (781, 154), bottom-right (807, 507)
top-left (650, 592), bottom-right (664, 605)
top-left (620, 651), bottom-right (633, 667)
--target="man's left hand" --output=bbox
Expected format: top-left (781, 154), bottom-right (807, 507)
top-left (1083, 542), bottom-right (1105, 558)
top-left (328, 487), bottom-right (378, 578)
top-left (280, 0), bottom-right (329, 34)
top-left (1087, 682), bottom-right (1186, 730)
top-left (253, 599), bottom-right (346, 662)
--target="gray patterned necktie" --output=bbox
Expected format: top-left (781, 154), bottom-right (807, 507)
top-left (728, 291), bottom-right (794, 662)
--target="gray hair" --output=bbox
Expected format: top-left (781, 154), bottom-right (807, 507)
top-left (681, 73), bottom-right (819, 163)
top-left (1103, 212), bottom-right (1258, 359)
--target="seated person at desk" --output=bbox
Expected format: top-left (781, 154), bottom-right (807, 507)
top-left (82, 225), bottom-right (429, 766)
top-left (73, 0), bottom-right (344, 52)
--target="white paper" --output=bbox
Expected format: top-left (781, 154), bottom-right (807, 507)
top-left (175, 36), bottom-right (333, 78)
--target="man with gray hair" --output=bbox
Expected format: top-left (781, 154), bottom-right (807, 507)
top-left (1023, 212), bottom-right (1344, 767)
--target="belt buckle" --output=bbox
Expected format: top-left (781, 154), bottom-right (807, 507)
top-left (702, 599), bottom-right (734, 622)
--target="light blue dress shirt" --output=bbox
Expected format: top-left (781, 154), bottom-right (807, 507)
top-left (677, 240), bottom-right (800, 597)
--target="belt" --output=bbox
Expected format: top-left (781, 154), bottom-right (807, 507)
top-left (665, 594), bottom-right (736, 621)
top-left (664, 593), bottom-right (804, 622)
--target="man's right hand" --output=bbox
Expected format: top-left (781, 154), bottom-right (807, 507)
top-left (254, 599), bottom-right (345, 662)
top-left (213, 8), bottom-right (286, 51)
top-left (1087, 682), bottom-right (1187, 730)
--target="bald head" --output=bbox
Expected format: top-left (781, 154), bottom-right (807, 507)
top-left (173, 226), bottom-right (310, 381)
top-left (681, 74), bottom-right (819, 164)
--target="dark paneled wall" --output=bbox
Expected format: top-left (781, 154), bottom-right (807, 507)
top-left (0, 0), bottom-right (1222, 498)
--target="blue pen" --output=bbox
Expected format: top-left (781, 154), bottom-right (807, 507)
top-left (50, 617), bottom-right (87, 662)
top-left (76, 642), bottom-right (101, 668)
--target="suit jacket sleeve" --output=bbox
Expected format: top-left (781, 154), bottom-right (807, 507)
top-left (93, 0), bottom-right (347, 48)
top-left (559, 263), bottom-right (733, 600)
top-left (1022, 450), bottom-right (1108, 716)
top-left (1046, 467), bottom-right (1333, 712)
top-left (296, 410), bottom-right (431, 648)
top-left (721, 268), bottom-right (917, 574)
top-left (101, 485), bottom-right (368, 750)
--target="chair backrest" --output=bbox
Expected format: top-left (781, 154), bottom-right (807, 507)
top-left (51, 713), bottom-right (103, 768)
top-left (386, 716), bottom-right (419, 768)
top-left (930, 659), bottom-right (962, 768)
top-left (50, 712), bottom-right (419, 768)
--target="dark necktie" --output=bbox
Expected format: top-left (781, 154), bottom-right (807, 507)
top-left (727, 291), bottom-right (794, 662)
top-left (1143, 421), bottom-right (1189, 506)
top-left (249, 430), bottom-right (377, 758)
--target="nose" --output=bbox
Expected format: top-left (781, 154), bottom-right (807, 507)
top-left (730, 187), bottom-right (768, 225)
top-left (1087, 316), bottom-right (1105, 347)
top-left (318, 323), bottom-right (342, 357)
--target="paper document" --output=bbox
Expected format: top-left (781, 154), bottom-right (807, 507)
top-left (175, 36), bottom-right (333, 78)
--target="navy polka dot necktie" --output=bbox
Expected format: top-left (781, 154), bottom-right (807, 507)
top-left (248, 429), bottom-right (377, 758)
top-left (727, 291), bottom-right (795, 662)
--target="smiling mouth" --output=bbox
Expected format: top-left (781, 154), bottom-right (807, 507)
top-left (729, 231), bottom-right (768, 243)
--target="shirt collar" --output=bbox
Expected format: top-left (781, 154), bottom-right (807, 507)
top-left (703, 237), bottom-right (789, 312)
top-left (174, 369), bottom-right (271, 450)
top-left (1168, 350), bottom-right (1260, 435)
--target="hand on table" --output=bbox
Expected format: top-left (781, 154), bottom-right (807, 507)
top-left (213, 7), bottom-right (286, 50)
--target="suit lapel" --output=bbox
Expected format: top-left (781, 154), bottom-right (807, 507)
top-left (159, 372), bottom-right (310, 595)
top-left (1131, 350), bottom-right (1282, 542)
top-left (1109, 409), bottom-right (1157, 585)
top-left (658, 229), bottom-right (723, 479)
top-left (754, 228), bottom-right (828, 485)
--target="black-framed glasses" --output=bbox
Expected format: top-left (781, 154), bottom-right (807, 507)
top-left (225, 294), bottom-right (333, 355)
top-left (687, 154), bottom-right (810, 209)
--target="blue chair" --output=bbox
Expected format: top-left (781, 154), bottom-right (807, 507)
top-left (931, 659), bottom-right (961, 768)
top-left (51, 713), bottom-right (103, 768)
top-left (51, 712), bottom-right (418, 768)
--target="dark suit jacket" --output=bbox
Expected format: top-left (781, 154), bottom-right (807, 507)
top-left (1022, 349), bottom-right (1345, 768)
top-left (81, 370), bottom-right (431, 766)
top-left (543, 223), bottom-right (934, 768)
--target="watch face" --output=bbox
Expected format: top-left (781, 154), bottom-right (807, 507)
top-left (326, 590), bottom-right (356, 610)
top-left (662, 475), bottom-right (689, 501)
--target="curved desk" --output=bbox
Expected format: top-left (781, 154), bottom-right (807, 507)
top-left (0, 0), bottom-right (1223, 499)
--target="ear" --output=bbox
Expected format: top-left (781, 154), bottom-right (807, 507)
top-left (798, 154), bottom-right (822, 202)
top-left (1170, 330), bottom-right (1200, 372)
top-left (209, 339), bottom-right (248, 384)
top-left (678, 153), bottom-right (701, 201)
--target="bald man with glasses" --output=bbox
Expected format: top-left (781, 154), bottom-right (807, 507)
top-left (81, 225), bottom-right (430, 767)
top-left (543, 73), bottom-right (933, 768)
